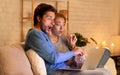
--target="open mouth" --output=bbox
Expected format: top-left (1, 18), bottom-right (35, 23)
top-left (47, 26), bottom-right (52, 32)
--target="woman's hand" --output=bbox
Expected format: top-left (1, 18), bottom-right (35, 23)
top-left (68, 34), bottom-right (77, 48)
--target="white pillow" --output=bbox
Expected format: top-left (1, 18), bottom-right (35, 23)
top-left (104, 58), bottom-right (117, 75)
top-left (26, 49), bottom-right (47, 75)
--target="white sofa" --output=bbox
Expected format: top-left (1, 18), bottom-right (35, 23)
top-left (26, 48), bottom-right (117, 75)
top-left (0, 43), bottom-right (117, 75)
top-left (104, 58), bottom-right (117, 75)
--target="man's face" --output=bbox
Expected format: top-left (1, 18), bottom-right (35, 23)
top-left (41, 11), bottom-right (55, 34)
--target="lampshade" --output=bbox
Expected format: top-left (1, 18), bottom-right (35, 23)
top-left (110, 36), bottom-right (120, 55)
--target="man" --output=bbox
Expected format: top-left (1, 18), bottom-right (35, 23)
top-left (24, 3), bottom-right (84, 75)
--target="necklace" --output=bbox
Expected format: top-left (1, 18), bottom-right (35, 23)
top-left (50, 35), bottom-right (59, 44)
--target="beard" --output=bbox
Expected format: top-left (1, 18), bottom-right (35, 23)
top-left (40, 24), bottom-right (52, 35)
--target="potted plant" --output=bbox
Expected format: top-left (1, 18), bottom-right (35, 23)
top-left (75, 33), bottom-right (90, 47)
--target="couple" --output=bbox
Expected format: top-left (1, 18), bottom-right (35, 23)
top-left (24, 3), bottom-right (111, 75)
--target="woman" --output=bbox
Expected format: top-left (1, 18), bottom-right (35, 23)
top-left (49, 13), bottom-right (111, 75)
top-left (49, 13), bottom-right (76, 52)
top-left (49, 13), bottom-right (85, 68)
top-left (24, 3), bottom-right (84, 75)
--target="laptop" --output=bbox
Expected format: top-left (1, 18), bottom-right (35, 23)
top-left (58, 47), bottom-right (107, 71)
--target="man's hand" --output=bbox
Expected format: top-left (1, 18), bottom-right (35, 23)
top-left (73, 47), bottom-right (85, 56)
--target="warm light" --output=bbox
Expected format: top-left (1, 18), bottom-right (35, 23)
top-left (110, 43), bottom-right (114, 54)
top-left (111, 43), bottom-right (114, 49)
top-left (111, 36), bottom-right (120, 55)
top-left (101, 41), bottom-right (106, 48)
top-left (96, 46), bottom-right (99, 49)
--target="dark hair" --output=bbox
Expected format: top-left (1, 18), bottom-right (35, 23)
top-left (34, 3), bottom-right (57, 26)
top-left (55, 13), bottom-right (66, 23)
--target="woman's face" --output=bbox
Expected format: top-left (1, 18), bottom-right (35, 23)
top-left (41, 11), bottom-right (55, 34)
top-left (53, 17), bottom-right (65, 37)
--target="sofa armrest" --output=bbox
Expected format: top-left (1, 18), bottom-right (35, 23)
top-left (104, 58), bottom-right (117, 75)
top-left (0, 43), bottom-right (33, 75)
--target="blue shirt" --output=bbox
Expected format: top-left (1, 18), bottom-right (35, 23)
top-left (24, 28), bottom-right (74, 74)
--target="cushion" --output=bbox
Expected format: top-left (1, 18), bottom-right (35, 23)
top-left (104, 58), bottom-right (117, 75)
top-left (0, 43), bottom-right (33, 75)
top-left (26, 49), bottom-right (47, 75)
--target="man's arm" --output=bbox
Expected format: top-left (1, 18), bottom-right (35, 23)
top-left (28, 31), bottom-right (75, 64)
